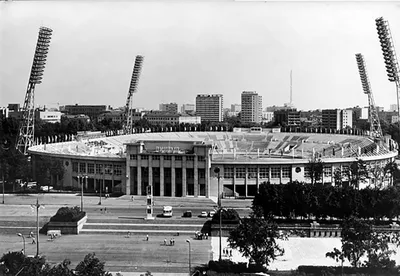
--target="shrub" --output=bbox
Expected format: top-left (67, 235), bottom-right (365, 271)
top-left (50, 206), bottom-right (86, 222)
top-left (212, 209), bottom-right (240, 224)
top-left (207, 260), bottom-right (267, 274)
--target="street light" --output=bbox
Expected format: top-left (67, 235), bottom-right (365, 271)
top-left (17, 233), bottom-right (25, 255)
top-left (186, 239), bottom-right (191, 276)
top-left (77, 175), bottom-right (87, 212)
top-left (213, 167), bottom-right (223, 262)
top-left (31, 196), bottom-right (44, 256)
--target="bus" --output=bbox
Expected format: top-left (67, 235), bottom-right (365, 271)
top-left (162, 206), bottom-right (173, 217)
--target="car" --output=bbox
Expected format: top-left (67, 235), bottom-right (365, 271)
top-left (199, 211), bottom-right (208, 218)
top-left (208, 211), bottom-right (215, 217)
top-left (183, 211), bottom-right (192, 218)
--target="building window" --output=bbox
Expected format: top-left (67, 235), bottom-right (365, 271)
top-left (259, 167), bottom-right (269, 179)
top-left (198, 156), bottom-right (205, 162)
top-left (130, 155), bottom-right (137, 160)
top-left (304, 167), bottom-right (311, 178)
top-left (152, 155), bottom-right (160, 160)
top-left (105, 164), bottom-right (112, 175)
top-left (186, 156), bottom-right (194, 161)
top-left (187, 169), bottom-right (194, 179)
top-left (164, 156), bottom-right (172, 160)
top-left (96, 164), bottom-right (103, 174)
top-left (79, 163), bottom-right (86, 173)
top-left (114, 165), bottom-right (122, 176)
top-left (175, 156), bottom-right (182, 161)
top-left (72, 162), bottom-right (78, 173)
top-left (324, 166), bottom-right (332, 177)
top-left (236, 167), bottom-right (246, 178)
top-left (247, 168), bottom-right (257, 179)
top-left (282, 166), bottom-right (291, 178)
top-left (271, 167), bottom-right (280, 179)
top-left (88, 163), bottom-right (95, 174)
top-left (224, 167), bottom-right (234, 178)
top-left (141, 155), bottom-right (149, 160)
top-left (198, 169), bottom-right (205, 179)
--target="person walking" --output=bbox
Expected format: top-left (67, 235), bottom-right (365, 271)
top-left (164, 238), bottom-right (167, 245)
top-left (146, 234), bottom-right (149, 241)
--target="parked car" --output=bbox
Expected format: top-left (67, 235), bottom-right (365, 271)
top-left (199, 211), bottom-right (208, 218)
top-left (208, 211), bottom-right (215, 218)
top-left (183, 210), bottom-right (192, 218)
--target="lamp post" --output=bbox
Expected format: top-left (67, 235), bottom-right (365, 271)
top-left (17, 233), bottom-right (25, 255)
top-left (77, 175), bottom-right (87, 212)
top-left (31, 197), bottom-right (44, 256)
top-left (213, 167), bottom-right (222, 262)
top-left (186, 239), bottom-right (191, 276)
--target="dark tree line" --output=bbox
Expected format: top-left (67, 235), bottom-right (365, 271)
top-left (254, 182), bottom-right (400, 221)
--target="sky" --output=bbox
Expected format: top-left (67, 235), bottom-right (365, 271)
top-left (1, 1), bottom-right (400, 111)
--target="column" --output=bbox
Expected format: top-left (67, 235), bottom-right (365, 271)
top-left (245, 167), bottom-right (248, 197)
top-left (171, 156), bottom-right (176, 197)
top-left (182, 167), bottom-right (187, 197)
top-left (233, 166), bottom-right (236, 196)
top-left (194, 156), bottom-right (199, 197)
top-left (111, 164), bottom-right (115, 192)
top-left (279, 165), bottom-right (282, 184)
top-left (148, 156), bottom-right (153, 189)
top-left (125, 160), bottom-right (131, 195)
top-left (205, 154), bottom-right (210, 198)
top-left (137, 156), bottom-right (142, 195)
top-left (160, 156), bottom-right (164, 196)
top-left (256, 166), bottom-right (260, 192)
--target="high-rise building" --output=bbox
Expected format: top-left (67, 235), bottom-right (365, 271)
top-left (195, 94), bottom-right (223, 122)
top-left (159, 103), bottom-right (178, 114)
top-left (274, 109), bottom-right (301, 126)
top-left (181, 104), bottom-right (195, 114)
top-left (241, 91), bottom-right (262, 123)
top-left (322, 109), bottom-right (353, 130)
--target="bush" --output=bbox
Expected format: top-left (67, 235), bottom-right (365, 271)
top-left (212, 209), bottom-right (241, 224)
top-left (208, 260), bottom-right (267, 274)
top-left (50, 206), bottom-right (86, 222)
top-left (296, 265), bottom-right (400, 276)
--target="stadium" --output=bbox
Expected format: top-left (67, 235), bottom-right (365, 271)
top-left (27, 127), bottom-right (398, 199)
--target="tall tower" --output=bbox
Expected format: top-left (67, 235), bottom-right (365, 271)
top-left (375, 17), bottom-right (400, 125)
top-left (195, 94), bottom-right (223, 123)
top-left (16, 27), bottom-right (53, 154)
top-left (124, 55), bottom-right (144, 134)
top-left (241, 91), bottom-right (262, 123)
top-left (290, 70), bottom-right (293, 106)
top-left (355, 53), bottom-right (382, 138)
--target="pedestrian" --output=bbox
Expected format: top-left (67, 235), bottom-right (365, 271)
top-left (131, 196), bottom-right (134, 202)
top-left (205, 233), bottom-right (208, 239)
top-left (32, 236), bottom-right (36, 244)
top-left (170, 238), bottom-right (172, 246)
top-left (164, 238), bottom-right (167, 245)
top-left (172, 238), bottom-right (175, 245)
top-left (146, 234), bottom-right (149, 241)
top-left (104, 207), bottom-right (107, 213)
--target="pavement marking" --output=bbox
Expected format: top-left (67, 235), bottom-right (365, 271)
top-left (85, 223), bottom-right (204, 227)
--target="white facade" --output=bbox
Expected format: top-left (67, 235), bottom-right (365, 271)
top-left (35, 110), bottom-right (62, 123)
top-left (262, 111), bottom-right (274, 123)
top-left (196, 94), bottom-right (223, 122)
top-left (241, 91), bottom-right (262, 123)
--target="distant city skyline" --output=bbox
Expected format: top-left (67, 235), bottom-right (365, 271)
top-left (1, 2), bottom-right (400, 111)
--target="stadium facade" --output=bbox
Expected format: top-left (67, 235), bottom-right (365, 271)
top-left (28, 128), bottom-right (398, 198)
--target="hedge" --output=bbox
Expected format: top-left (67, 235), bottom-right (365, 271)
top-left (50, 206), bottom-right (86, 222)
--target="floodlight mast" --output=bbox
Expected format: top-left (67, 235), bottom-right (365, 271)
top-left (375, 17), bottom-right (400, 129)
top-left (355, 53), bottom-right (383, 139)
top-left (124, 55), bottom-right (144, 134)
top-left (16, 27), bottom-right (53, 155)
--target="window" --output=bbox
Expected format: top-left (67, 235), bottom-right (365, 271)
top-left (96, 164), bottom-right (103, 174)
top-left (79, 163), bottom-right (86, 173)
top-left (224, 167), bottom-right (234, 178)
top-left (186, 156), bottom-right (194, 161)
top-left (88, 164), bottom-right (95, 174)
top-left (152, 155), bottom-right (160, 160)
top-left (236, 167), bottom-right (246, 178)
top-left (282, 166), bottom-right (291, 178)
top-left (198, 169), bottom-right (205, 179)
top-left (260, 167), bottom-right (269, 178)
top-left (164, 156), bottom-right (171, 160)
top-left (247, 168), bottom-right (257, 179)
top-left (271, 167), bottom-right (280, 179)
top-left (198, 156), bottom-right (205, 162)
top-left (141, 155), bottom-right (149, 160)
top-left (105, 164), bottom-right (112, 175)
top-left (130, 155), bottom-right (137, 160)
top-left (175, 156), bottom-right (182, 161)
top-left (72, 162), bottom-right (78, 173)
top-left (323, 166), bottom-right (332, 177)
top-left (187, 169), bottom-right (194, 179)
top-left (114, 165), bottom-right (122, 176)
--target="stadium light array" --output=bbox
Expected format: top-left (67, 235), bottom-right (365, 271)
top-left (29, 27), bottom-right (53, 84)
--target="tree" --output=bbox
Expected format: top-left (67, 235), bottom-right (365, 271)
top-left (74, 253), bottom-right (112, 276)
top-left (228, 212), bottom-right (286, 268)
top-left (42, 259), bottom-right (74, 276)
top-left (0, 251), bottom-right (47, 276)
top-left (346, 159), bottom-right (369, 189)
top-left (34, 155), bottom-right (65, 190)
top-left (306, 158), bottom-right (324, 185)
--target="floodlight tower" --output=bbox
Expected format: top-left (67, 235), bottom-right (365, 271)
top-left (16, 27), bottom-right (53, 154)
top-left (375, 17), bottom-right (400, 126)
top-left (124, 55), bottom-right (144, 134)
top-left (355, 53), bottom-right (383, 138)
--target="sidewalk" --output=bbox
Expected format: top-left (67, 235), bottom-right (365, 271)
top-left (110, 273), bottom-right (190, 276)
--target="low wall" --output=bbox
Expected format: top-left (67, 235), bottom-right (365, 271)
top-left (47, 215), bottom-right (87, 235)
